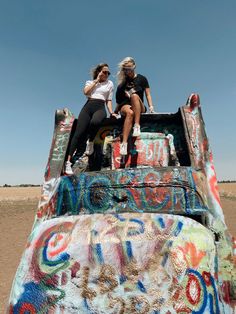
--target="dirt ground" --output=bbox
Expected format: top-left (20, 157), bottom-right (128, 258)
top-left (0, 186), bottom-right (235, 311)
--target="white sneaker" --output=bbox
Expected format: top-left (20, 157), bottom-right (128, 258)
top-left (65, 161), bottom-right (73, 175)
top-left (132, 124), bottom-right (141, 137)
top-left (85, 140), bottom-right (94, 155)
top-left (120, 142), bottom-right (128, 155)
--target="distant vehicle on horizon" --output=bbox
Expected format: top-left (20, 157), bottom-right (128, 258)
top-left (8, 94), bottom-right (236, 313)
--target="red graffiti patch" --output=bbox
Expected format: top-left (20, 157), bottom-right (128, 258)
top-left (186, 274), bottom-right (201, 305)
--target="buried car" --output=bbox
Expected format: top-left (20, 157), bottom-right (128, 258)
top-left (8, 94), bottom-right (236, 313)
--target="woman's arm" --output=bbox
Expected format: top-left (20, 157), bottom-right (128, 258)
top-left (84, 71), bottom-right (103, 96)
top-left (145, 88), bottom-right (155, 113)
top-left (83, 79), bottom-right (99, 96)
top-left (106, 100), bottom-right (113, 115)
top-left (106, 101), bottom-right (120, 118)
top-left (114, 104), bottom-right (120, 114)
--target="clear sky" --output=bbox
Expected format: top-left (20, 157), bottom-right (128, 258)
top-left (0, 0), bottom-right (235, 185)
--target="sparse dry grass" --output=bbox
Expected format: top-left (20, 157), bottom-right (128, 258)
top-left (218, 183), bottom-right (236, 199)
top-left (0, 187), bottom-right (41, 201)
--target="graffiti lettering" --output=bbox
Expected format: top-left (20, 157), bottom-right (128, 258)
top-left (98, 264), bottom-right (118, 294)
top-left (51, 133), bottom-right (70, 161)
top-left (112, 135), bottom-right (169, 169)
top-left (81, 266), bottom-right (97, 299)
top-left (56, 169), bottom-right (205, 216)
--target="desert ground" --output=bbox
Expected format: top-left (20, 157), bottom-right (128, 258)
top-left (0, 184), bottom-right (235, 311)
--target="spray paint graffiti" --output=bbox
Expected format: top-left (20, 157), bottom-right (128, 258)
top-left (112, 133), bottom-right (170, 169)
top-left (8, 213), bottom-right (224, 313)
top-left (45, 108), bottom-right (74, 181)
top-left (91, 120), bottom-right (190, 172)
top-left (55, 167), bottom-right (206, 217)
top-left (8, 94), bottom-right (236, 312)
top-left (51, 133), bottom-right (71, 162)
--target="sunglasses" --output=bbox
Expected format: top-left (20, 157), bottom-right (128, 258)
top-left (122, 66), bottom-right (135, 72)
top-left (102, 70), bottom-right (110, 76)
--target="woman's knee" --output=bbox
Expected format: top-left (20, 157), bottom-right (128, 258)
top-left (90, 119), bottom-right (100, 128)
top-left (90, 115), bottom-right (105, 127)
top-left (125, 109), bottom-right (134, 119)
top-left (130, 93), bottom-right (140, 101)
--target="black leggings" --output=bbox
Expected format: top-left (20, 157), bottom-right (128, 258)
top-left (69, 99), bottom-right (106, 157)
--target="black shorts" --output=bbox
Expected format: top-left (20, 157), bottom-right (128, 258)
top-left (117, 100), bottom-right (147, 113)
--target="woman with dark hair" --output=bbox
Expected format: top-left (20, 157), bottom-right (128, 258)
top-left (65, 63), bottom-right (115, 175)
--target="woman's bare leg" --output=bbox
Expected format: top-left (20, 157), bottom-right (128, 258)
top-left (120, 105), bottom-right (134, 143)
top-left (130, 94), bottom-right (145, 125)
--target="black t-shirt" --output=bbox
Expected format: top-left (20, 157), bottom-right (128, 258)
top-left (116, 74), bottom-right (149, 105)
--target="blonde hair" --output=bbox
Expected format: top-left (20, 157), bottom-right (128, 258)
top-left (117, 57), bottom-right (136, 84)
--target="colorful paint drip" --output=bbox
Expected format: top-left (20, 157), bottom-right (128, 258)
top-left (7, 94), bottom-right (236, 313)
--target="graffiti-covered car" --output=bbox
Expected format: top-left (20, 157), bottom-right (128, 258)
top-left (8, 94), bottom-right (236, 313)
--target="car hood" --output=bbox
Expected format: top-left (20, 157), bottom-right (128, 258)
top-left (8, 213), bottom-right (222, 313)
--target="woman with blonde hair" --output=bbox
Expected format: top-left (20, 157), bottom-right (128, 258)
top-left (65, 63), bottom-right (116, 175)
top-left (115, 57), bottom-right (155, 155)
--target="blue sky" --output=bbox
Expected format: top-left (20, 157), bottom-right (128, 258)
top-left (0, 0), bottom-right (235, 185)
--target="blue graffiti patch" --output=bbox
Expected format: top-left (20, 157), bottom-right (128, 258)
top-left (12, 282), bottom-right (47, 313)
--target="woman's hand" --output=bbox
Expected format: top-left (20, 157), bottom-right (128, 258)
top-left (149, 105), bottom-right (155, 113)
top-left (110, 112), bottom-right (120, 119)
top-left (145, 88), bottom-right (155, 113)
top-left (97, 71), bottom-right (103, 82)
